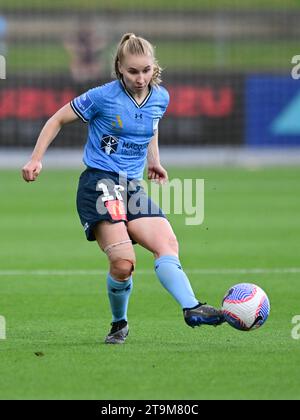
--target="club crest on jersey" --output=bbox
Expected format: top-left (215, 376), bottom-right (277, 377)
top-left (101, 135), bottom-right (119, 155)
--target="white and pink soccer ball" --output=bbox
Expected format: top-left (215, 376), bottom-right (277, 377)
top-left (222, 283), bottom-right (270, 331)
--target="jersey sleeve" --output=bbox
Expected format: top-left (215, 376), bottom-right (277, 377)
top-left (159, 86), bottom-right (170, 118)
top-left (70, 87), bottom-right (103, 123)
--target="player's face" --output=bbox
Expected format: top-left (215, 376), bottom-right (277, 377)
top-left (119, 54), bottom-right (154, 95)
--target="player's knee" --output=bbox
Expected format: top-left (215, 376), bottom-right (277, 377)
top-left (110, 259), bottom-right (135, 281)
top-left (104, 240), bottom-right (136, 281)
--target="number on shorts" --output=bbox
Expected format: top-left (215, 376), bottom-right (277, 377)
top-left (97, 182), bottom-right (125, 202)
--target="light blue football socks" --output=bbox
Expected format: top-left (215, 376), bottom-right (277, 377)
top-left (107, 255), bottom-right (197, 322)
top-left (107, 273), bottom-right (133, 322)
top-left (155, 255), bottom-right (199, 309)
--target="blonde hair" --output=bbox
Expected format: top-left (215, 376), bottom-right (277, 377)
top-left (113, 33), bottom-right (162, 86)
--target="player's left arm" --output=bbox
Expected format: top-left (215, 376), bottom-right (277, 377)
top-left (147, 130), bottom-right (168, 185)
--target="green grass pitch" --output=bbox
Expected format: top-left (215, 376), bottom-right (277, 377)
top-left (9, 40), bottom-right (299, 73)
top-left (2, 0), bottom-right (299, 11)
top-left (0, 166), bottom-right (300, 400)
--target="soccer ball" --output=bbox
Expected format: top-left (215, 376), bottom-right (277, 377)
top-left (222, 283), bottom-right (270, 331)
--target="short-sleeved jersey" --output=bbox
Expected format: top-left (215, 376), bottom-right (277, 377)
top-left (71, 80), bottom-right (169, 180)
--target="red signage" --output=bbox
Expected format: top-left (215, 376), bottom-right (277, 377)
top-left (0, 86), bottom-right (234, 119)
top-left (167, 86), bottom-right (234, 117)
top-left (0, 88), bottom-right (74, 119)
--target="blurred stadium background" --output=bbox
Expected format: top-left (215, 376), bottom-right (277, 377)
top-left (1, 0), bottom-right (300, 166)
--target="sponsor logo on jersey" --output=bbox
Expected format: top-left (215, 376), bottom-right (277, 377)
top-left (153, 118), bottom-right (160, 132)
top-left (121, 141), bottom-right (148, 157)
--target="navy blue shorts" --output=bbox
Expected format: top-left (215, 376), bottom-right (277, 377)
top-left (76, 167), bottom-right (166, 241)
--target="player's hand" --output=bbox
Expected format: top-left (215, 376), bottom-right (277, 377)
top-left (22, 160), bottom-right (43, 182)
top-left (147, 163), bottom-right (168, 185)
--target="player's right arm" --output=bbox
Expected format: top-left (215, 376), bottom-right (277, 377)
top-left (22, 103), bottom-right (78, 182)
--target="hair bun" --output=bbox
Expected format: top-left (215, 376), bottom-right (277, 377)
top-left (120, 33), bottom-right (136, 45)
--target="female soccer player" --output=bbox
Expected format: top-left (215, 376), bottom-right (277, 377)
top-left (22, 33), bottom-right (224, 344)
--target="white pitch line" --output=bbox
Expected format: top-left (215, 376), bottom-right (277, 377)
top-left (0, 268), bottom-right (300, 276)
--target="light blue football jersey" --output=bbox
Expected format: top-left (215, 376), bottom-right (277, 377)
top-left (71, 80), bottom-right (169, 179)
